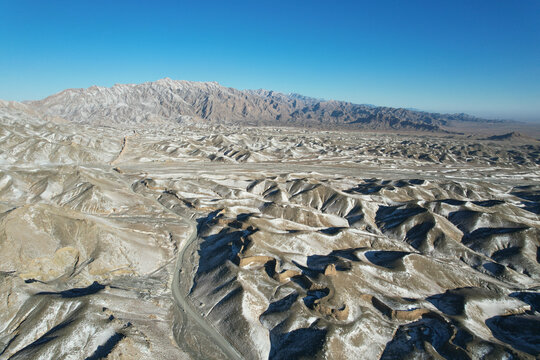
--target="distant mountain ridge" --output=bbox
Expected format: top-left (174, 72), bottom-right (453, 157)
top-left (21, 78), bottom-right (501, 131)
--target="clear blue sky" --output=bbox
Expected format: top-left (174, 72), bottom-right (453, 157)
top-left (1, 0), bottom-right (539, 121)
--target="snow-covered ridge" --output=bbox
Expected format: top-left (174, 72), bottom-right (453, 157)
top-left (9, 78), bottom-right (496, 130)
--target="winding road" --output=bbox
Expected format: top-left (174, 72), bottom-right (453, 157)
top-left (171, 218), bottom-right (244, 360)
top-left (116, 164), bottom-right (244, 360)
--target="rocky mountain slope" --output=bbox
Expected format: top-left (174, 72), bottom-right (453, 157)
top-left (25, 78), bottom-right (499, 131)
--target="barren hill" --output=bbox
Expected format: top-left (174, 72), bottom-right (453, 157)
top-left (485, 131), bottom-right (539, 142)
top-left (26, 78), bottom-right (500, 131)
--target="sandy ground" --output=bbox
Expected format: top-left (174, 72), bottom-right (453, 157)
top-left (0, 106), bottom-right (539, 359)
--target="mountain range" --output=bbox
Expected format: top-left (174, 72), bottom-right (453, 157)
top-left (5, 78), bottom-right (504, 131)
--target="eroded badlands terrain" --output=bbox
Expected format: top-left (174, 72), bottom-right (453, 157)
top-left (0, 102), bottom-right (539, 359)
